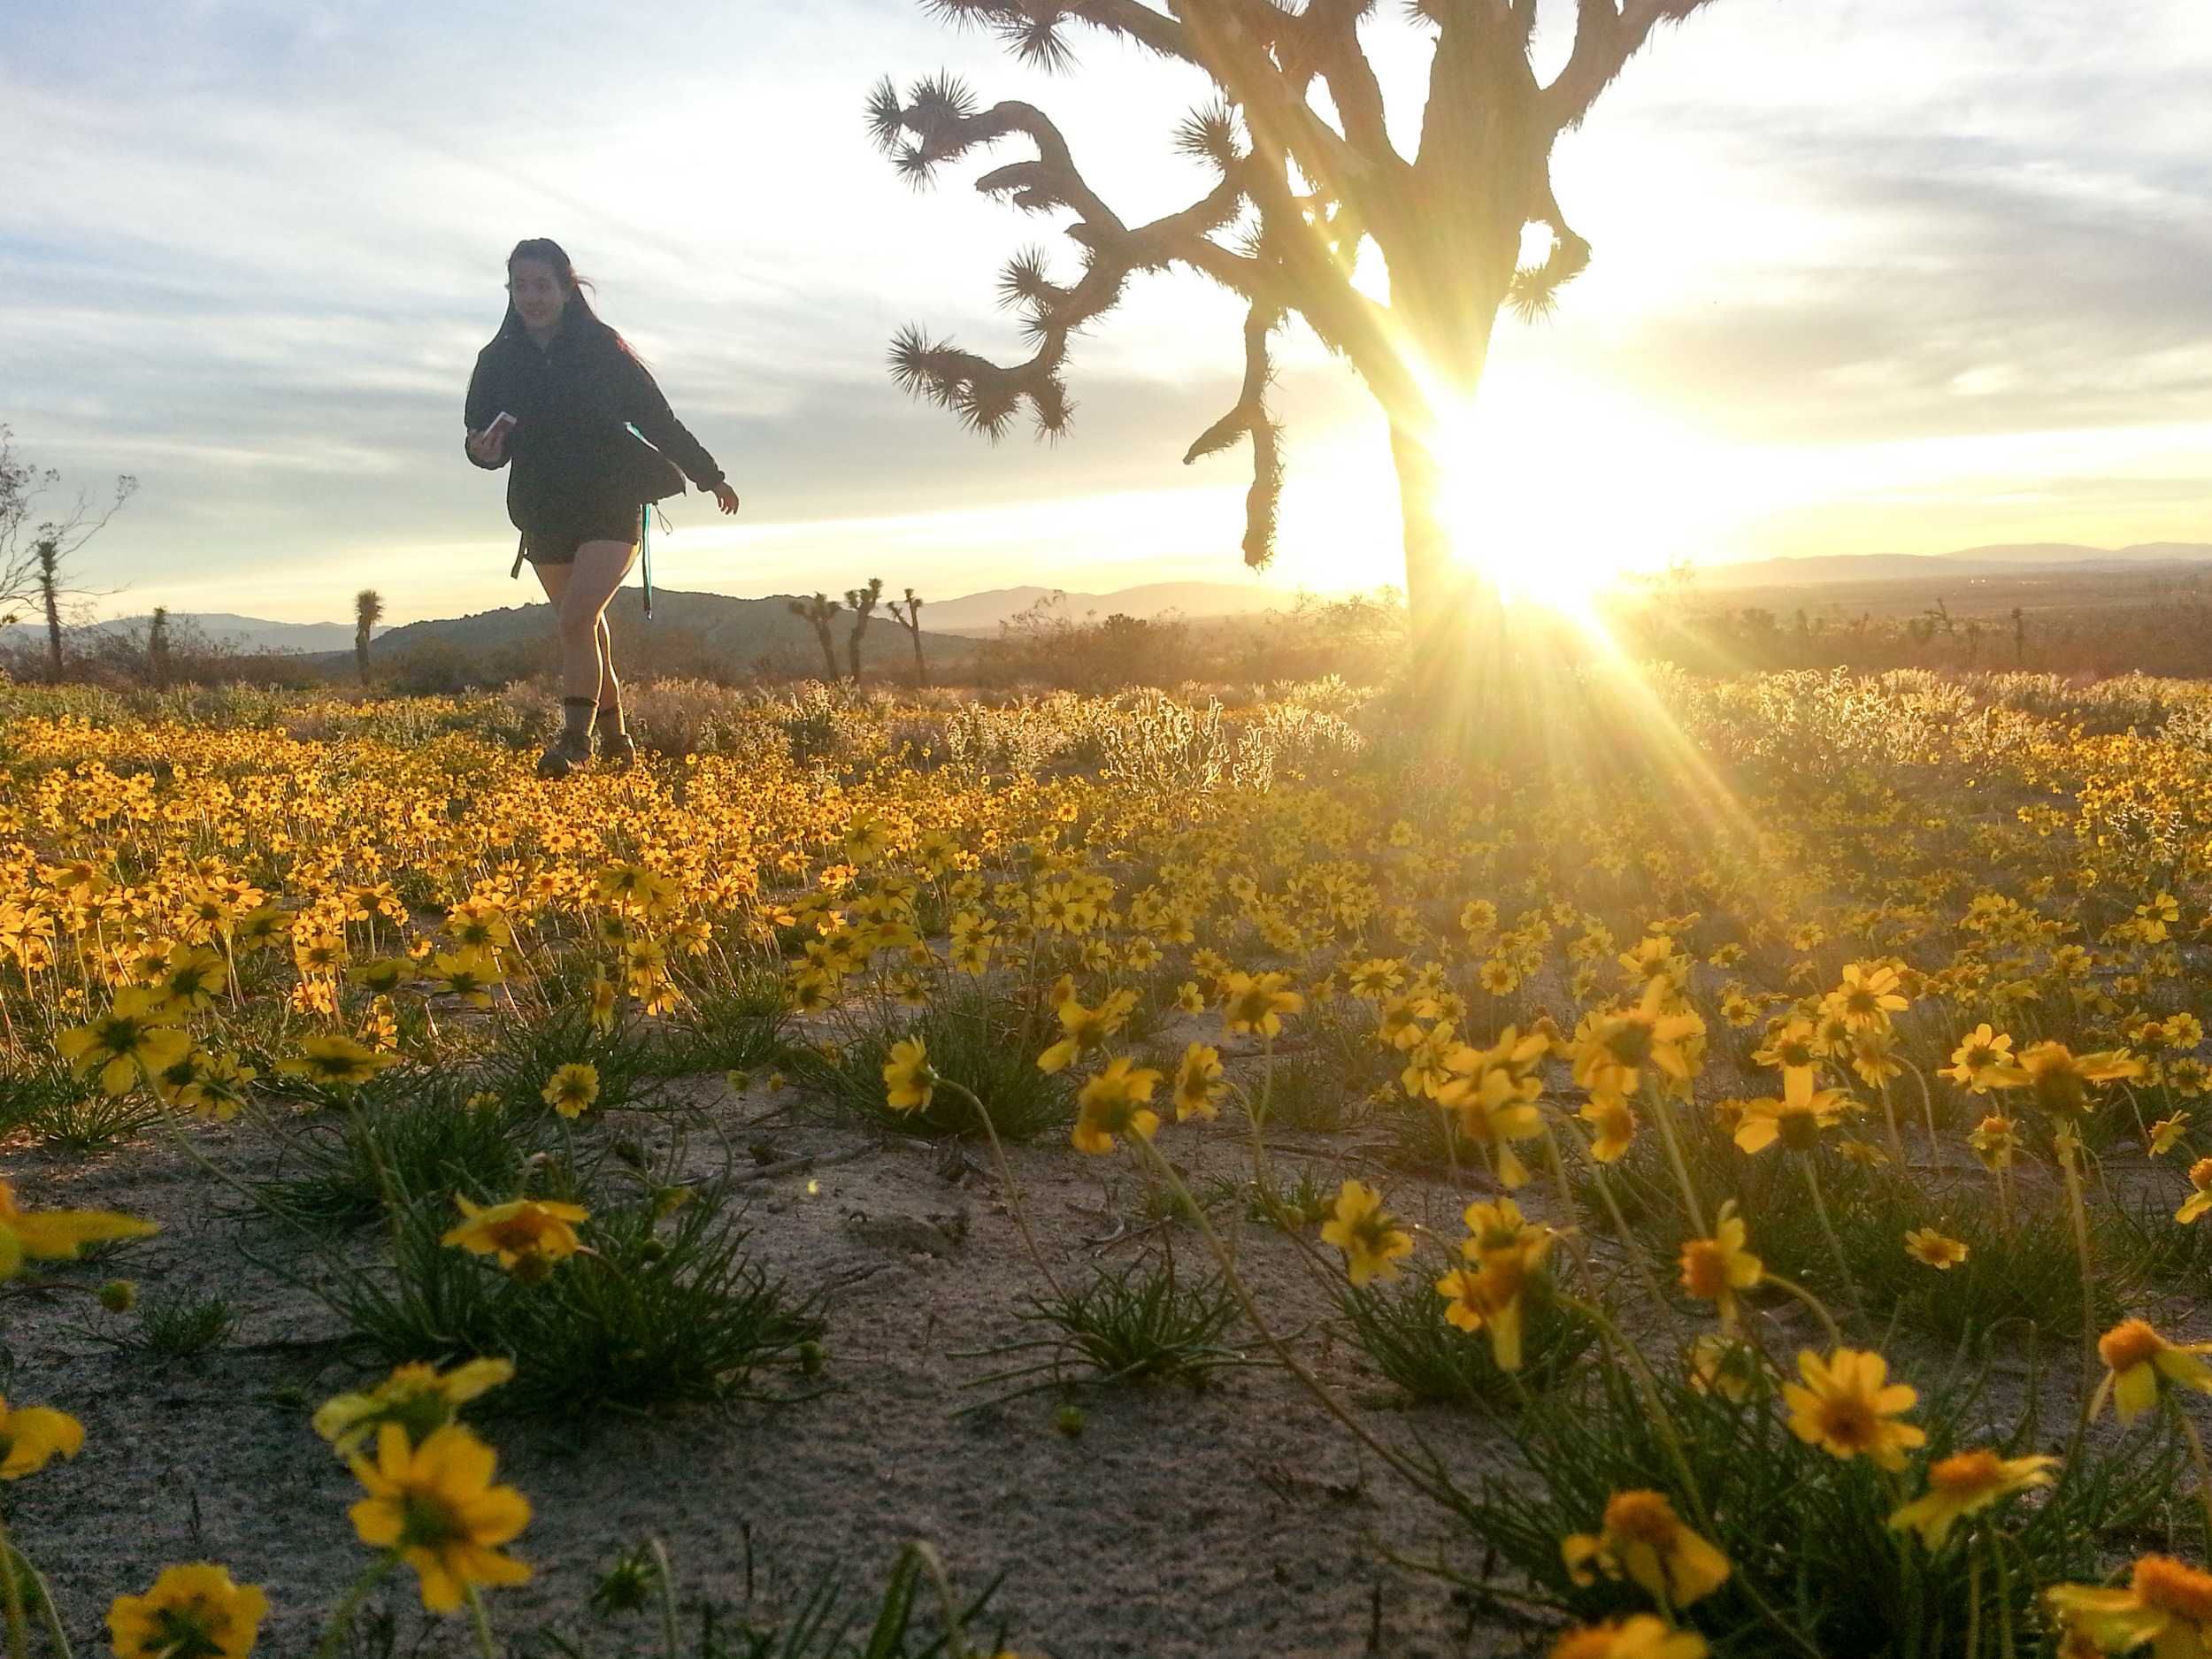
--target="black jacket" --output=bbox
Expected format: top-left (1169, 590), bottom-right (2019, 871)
top-left (464, 316), bottom-right (725, 528)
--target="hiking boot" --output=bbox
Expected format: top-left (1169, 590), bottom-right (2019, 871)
top-left (535, 731), bottom-right (595, 780)
top-left (598, 731), bottom-right (638, 770)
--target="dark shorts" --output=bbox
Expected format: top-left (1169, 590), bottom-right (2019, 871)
top-left (514, 488), bottom-right (641, 565)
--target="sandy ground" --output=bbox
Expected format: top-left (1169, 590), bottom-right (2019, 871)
top-left (0, 1072), bottom-right (1537, 1659)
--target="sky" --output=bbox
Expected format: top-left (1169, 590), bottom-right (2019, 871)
top-left (1, 0), bottom-right (2208, 625)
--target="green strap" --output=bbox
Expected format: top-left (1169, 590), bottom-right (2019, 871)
top-left (640, 503), bottom-right (654, 619)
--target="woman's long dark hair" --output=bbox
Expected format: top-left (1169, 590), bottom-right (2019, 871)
top-left (494, 237), bottom-right (615, 343)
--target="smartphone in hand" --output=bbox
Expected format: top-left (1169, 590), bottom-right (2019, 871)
top-left (480, 411), bottom-right (518, 442)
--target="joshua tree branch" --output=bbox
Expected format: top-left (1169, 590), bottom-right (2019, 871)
top-left (1183, 303), bottom-right (1286, 569)
top-left (1542, 0), bottom-right (1719, 131)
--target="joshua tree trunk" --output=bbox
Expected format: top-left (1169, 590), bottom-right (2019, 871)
top-left (36, 538), bottom-right (62, 680)
top-left (789, 595), bottom-right (843, 682)
top-left (147, 605), bottom-right (171, 687)
top-left (355, 588), bottom-right (384, 686)
top-left (844, 578), bottom-right (884, 685)
top-left (890, 589), bottom-right (928, 688)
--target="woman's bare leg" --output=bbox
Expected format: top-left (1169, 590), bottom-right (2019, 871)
top-left (531, 543), bottom-right (634, 772)
top-left (549, 541), bottom-right (634, 700)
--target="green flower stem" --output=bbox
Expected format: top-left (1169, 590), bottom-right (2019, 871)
top-left (2051, 1125), bottom-right (2100, 1406)
top-left (1641, 1082), bottom-right (1708, 1237)
top-left (1554, 1116), bottom-right (1687, 1349)
top-left (464, 1583), bottom-right (501, 1659)
top-left (1129, 1133), bottom-right (1431, 1496)
top-left (2169, 1397), bottom-right (2212, 1564)
top-left (1901, 1057), bottom-right (1941, 1164)
top-left (0, 1548), bottom-right (70, 1659)
top-left (1794, 1152), bottom-right (1868, 1337)
top-left (314, 1553), bottom-right (400, 1659)
top-left (908, 1540), bottom-right (975, 1659)
top-left (939, 1079), bottom-right (1063, 1300)
top-left (1757, 1271), bottom-right (1846, 1351)
top-left (1965, 1533), bottom-right (1982, 1659)
top-left (1875, 1080), bottom-right (1905, 1164)
top-left (649, 1540), bottom-right (680, 1659)
top-left (0, 1509), bottom-right (29, 1659)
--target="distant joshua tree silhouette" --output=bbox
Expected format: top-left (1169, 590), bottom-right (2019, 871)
top-left (887, 588), bottom-right (928, 687)
top-left (788, 593), bottom-right (844, 682)
top-left (872, 0), bottom-right (1719, 679)
top-left (844, 577), bottom-right (885, 684)
top-left (355, 589), bottom-right (384, 686)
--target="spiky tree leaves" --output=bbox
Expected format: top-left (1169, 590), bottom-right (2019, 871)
top-left (874, 0), bottom-right (1723, 666)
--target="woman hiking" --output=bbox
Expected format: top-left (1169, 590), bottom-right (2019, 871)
top-left (465, 237), bottom-right (740, 777)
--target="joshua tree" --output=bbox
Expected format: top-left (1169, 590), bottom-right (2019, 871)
top-left (872, 0), bottom-right (1719, 672)
top-left (887, 588), bottom-right (929, 687)
top-left (788, 593), bottom-right (844, 682)
top-left (355, 589), bottom-right (384, 686)
top-left (844, 578), bottom-right (885, 684)
top-left (146, 606), bottom-right (172, 687)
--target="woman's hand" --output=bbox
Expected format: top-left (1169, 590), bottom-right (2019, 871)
top-left (465, 427), bottom-right (508, 467)
top-left (710, 482), bottom-right (741, 515)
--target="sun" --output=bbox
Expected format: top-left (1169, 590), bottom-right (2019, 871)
top-left (1417, 372), bottom-right (1738, 619)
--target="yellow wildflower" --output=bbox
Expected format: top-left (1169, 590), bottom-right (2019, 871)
top-left (275, 1035), bottom-right (398, 1088)
top-left (107, 1563), bottom-right (269, 1659)
top-left (1940, 1024), bottom-right (2026, 1093)
top-left (1036, 988), bottom-right (1136, 1074)
top-left (1548, 1617), bottom-right (1707, 1659)
top-left (883, 1037), bottom-right (936, 1112)
top-left (0, 1396), bottom-right (84, 1479)
top-left (1732, 1066), bottom-right (1852, 1155)
top-left (1318, 1181), bottom-right (1412, 1288)
top-left (2093, 1319), bottom-right (2212, 1425)
top-left (313, 1358), bottom-right (516, 1459)
top-left (1781, 1348), bottom-right (1925, 1470)
top-left (1904, 1228), bottom-right (1970, 1269)
top-left (2178, 1158), bottom-right (2212, 1225)
top-left (1219, 971), bottom-right (1302, 1039)
top-left (54, 987), bottom-right (192, 1096)
top-left (0, 1177), bottom-right (156, 1279)
top-left (541, 1063), bottom-right (600, 1118)
top-left (1678, 1201), bottom-right (1762, 1330)
top-left (1563, 1488), bottom-right (1731, 1606)
top-left (1171, 1043), bottom-right (1224, 1122)
top-left (2047, 1555), bottom-right (2212, 1658)
top-left (347, 1423), bottom-right (531, 1613)
top-left (442, 1196), bottom-right (589, 1282)
top-left (1071, 1058), bottom-right (1161, 1155)
top-left (1889, 1448), bottom-right (2057, 1549)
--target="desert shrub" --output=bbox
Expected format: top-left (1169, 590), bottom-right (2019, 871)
top-left (962, 1252), bottom-right (1246, 1403)
top-left (657, 954), bottom-right (789, 1075)
top-left (788, 981), bottom-right (1071, 1142)
top-left (0, 1062), bottom-right (163, 1148)
top-left (1339, 1273), bottom-right (1594, 1410)
top-left (257, 1082), bottom-right (541, 1229)
top-left (312, 1185), bottom-right (822, 1417)
top-left (1426, 1349), bottom-right (2184, 1656)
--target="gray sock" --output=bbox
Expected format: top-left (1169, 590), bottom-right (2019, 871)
top-left (561, 696), bottom-right (595, 744)
top-left (597, 702), bottom-right (627, 740)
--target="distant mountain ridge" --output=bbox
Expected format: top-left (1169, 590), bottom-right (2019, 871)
top-left (350, 588), bottom-right (976, 678)
top-left (916, 580), bottom-right (1305, 634)
top-left (1696, 543), bottom-right (2212, 588)
top-left (3, 613), bottom-right (367, 654)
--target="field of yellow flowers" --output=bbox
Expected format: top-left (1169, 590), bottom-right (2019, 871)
top-left (9, 664), bottom-right (2212, 1657)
